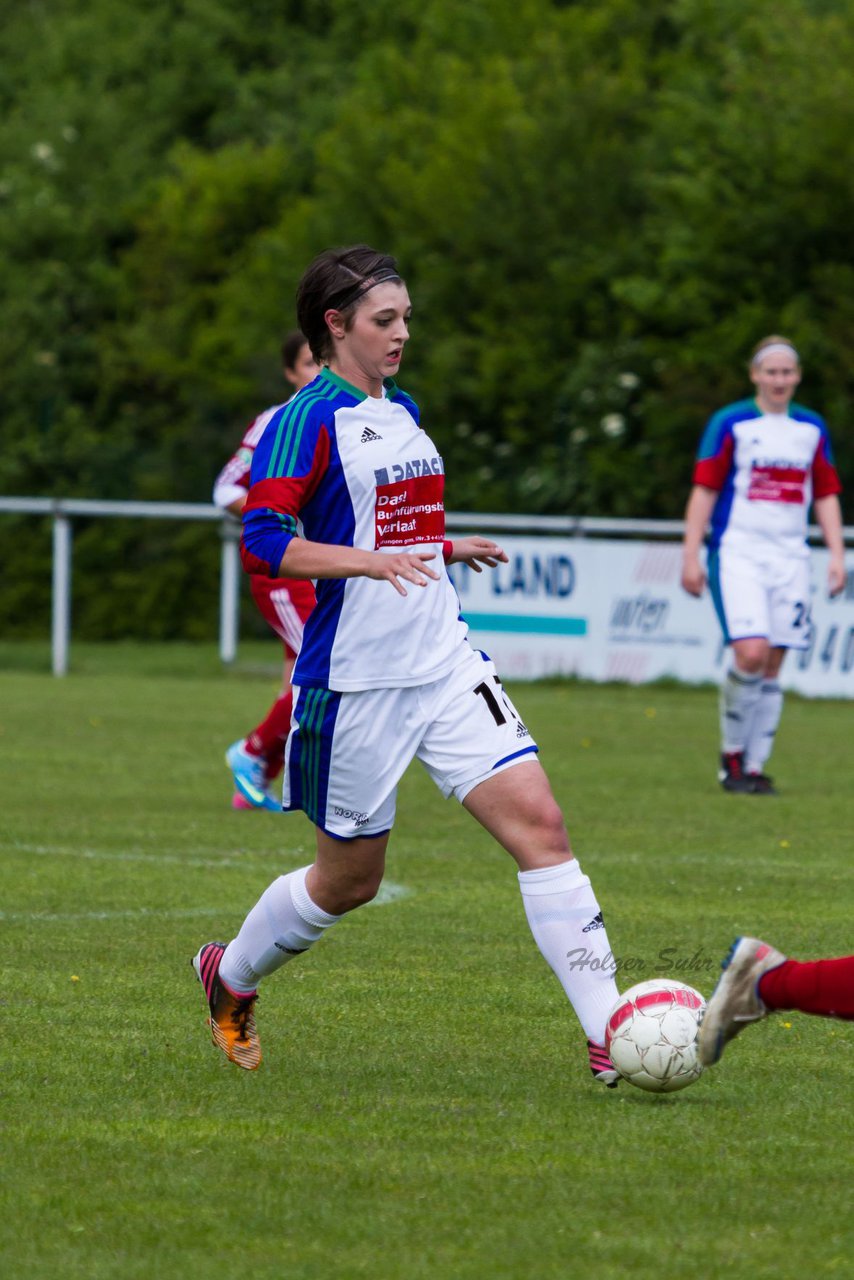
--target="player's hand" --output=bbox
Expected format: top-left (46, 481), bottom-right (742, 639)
top-left (681, 558), bottom-right (706, 597)
top-left (365, 550), bottom-right (440, 596)
top-left (828, 558), bottom-right (847, 598)
top-left (446, 537), bottom-right (508, 572)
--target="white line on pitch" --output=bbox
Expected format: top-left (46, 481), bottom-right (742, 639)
top-left (3, 841), bottom-right (282, 870)
top-left (0, 905), bottom-right (231, 923)
top-left (369, 881), bottom-right (412, 907)
top-left (0, 882), bottom-right (411, 923)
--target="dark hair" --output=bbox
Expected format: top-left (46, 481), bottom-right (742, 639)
top-left (280, 330), bottom-right (309, 371)
top-left (296, 245), bottom-right (401, 364)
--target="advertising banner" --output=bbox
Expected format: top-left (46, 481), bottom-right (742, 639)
top-left (448, 537), bottom-right (854, 697)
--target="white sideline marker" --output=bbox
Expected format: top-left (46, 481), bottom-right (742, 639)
top-left (0, 839), bottom-right (414, 921)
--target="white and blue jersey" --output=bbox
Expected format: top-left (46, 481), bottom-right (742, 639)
top-left (241, 368), bottom-right (468, 692)
top-left (693, 398), bottom-right (841, 561)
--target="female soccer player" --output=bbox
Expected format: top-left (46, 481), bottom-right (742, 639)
top-left (194, 245), bottom-right (621, 1085)
top-left (681, 336), bottom-right (845, 794)
top-left (213, 331), bottom-right (319, 810)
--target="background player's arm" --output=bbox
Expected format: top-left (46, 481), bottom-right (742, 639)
top-left (224, 492), bottom-right (247, 517)
top-left (213, 470), bottom-right (250, 517)
top-left (681, 485), bottom-right (718, 596)
top-left (814, 493), bottom-right (847, 597)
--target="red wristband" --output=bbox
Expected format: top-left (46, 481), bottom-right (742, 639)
top-left (442, 539), bottom-right (454, 563)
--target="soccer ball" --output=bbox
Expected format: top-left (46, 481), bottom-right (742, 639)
top-left (605, 979), bottom-right (706, 1093)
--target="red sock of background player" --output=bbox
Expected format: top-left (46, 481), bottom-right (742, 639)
top-left (759, 955), bottom-right (854, 1019)
top-left (245, 690), bottom-right (293, 776)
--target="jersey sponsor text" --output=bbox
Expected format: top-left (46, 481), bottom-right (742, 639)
top-left (375, 474), bottom-right (445, 547)
top-left (747, 464), bottom-right (807, 504)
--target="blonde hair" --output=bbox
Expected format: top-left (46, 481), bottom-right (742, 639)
top-left (750, 334), bottom-right (800, 368)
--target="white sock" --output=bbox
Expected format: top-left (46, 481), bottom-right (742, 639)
top-left (518, 859), bottom-right (619, 1045)
top-left (745, 679), bottom-right (783, 773)
top-left (720, 664), bottom-right (763, 753)
top-left (219, 866), bottom-right (340, 993)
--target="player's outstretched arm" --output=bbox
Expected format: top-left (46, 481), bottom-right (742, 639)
top-left (279, 537), bottom-right (439, 597)
top-left (445, 537), bottom-right (508, 573)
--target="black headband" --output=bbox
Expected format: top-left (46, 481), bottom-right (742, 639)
top-left (328, 267), bottom-right (402, 313)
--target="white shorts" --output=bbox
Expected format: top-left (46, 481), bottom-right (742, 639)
top-left (282, 647), bottom-right (539, 839)
top-left (708, 547), bottom-right (812, 649)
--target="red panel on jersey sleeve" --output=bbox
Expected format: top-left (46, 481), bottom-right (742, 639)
top-left (245, 425), bottom-right (331, 516)
top-left (244, 475), bottom-right (309, 517)
top-left (812, 447), bottom-right (842, 500)
top-left (240, 477), bottom-right (307, 577)
top-left (241, 426), bottom-right (331, 577)
top-left (375, 473), bottom-right (445, 548)
top-left (693, 433), bottom-right (733, 491)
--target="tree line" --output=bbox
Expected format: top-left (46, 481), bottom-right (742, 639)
top-left (1, 0), bottom-right (852, 638)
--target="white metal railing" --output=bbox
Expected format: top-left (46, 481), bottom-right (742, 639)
top-left (1, 497), bottom-right (240, 675)
top-left (1, 495), bottom-right (851, 675)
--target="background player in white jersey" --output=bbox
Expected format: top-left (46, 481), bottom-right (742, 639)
top-left (193, 245), bottom-right (622, 1087)
top-left (681, 336), bottom-right (845, 794)
top-left (212, 332), bottom-right (318, 810)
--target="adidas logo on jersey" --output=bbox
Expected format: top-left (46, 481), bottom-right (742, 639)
top-left (360, 427), bottom-right (383, 443)
top-left (516, 720), bottom-right (529, 739)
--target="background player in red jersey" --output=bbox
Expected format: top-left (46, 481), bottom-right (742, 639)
top-left (213, 332), bottom-right (319, 810)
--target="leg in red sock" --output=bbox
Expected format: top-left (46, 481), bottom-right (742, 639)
top-left (759, 955), bottom-right (854, 1019)
top-left (246, 689), bottom-right (293, 775)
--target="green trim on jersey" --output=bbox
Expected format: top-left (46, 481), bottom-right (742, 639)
top-left (265, 368), bottom-right (407, 479)
top-left (266, 381), bottom-right (330, 480)
top-left (320, 366), bottom-right (367, 401)
top-left (319, 366), bottom-right (403, 403)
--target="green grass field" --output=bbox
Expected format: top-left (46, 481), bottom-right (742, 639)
top-left (1, 643), bottom-right (852, 1279)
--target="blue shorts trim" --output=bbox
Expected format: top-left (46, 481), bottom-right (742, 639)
top-left (492, 744), bottom-right (539, 770)
top-left (317, 825), bottom-right (393, 843)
